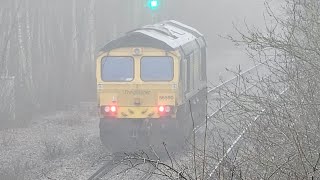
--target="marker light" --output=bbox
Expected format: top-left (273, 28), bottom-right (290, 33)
top-left (110, 106), bottom-right (117, 113)
top-left (159, 106), bottom-right (165, 112)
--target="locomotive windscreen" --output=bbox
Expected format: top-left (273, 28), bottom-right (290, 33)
top-left (101, 57), bottom-right (134, 82)
top-left (140, 56), bottom-right (174, 81)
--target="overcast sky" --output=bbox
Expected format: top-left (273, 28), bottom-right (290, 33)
top-left (165, 0), bottom-right (271, 51)
top-left (175, 0), bottom-right (282, 83)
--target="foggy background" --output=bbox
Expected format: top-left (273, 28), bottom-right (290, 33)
top-left (2, 0), bottom-right (320, 179)
top-left (0, 0), bottom-right (271, 126)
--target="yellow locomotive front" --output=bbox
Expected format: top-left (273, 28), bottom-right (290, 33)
top-left (97, 48), bottom-right (186, 153)
top-left (96, 20), bottom-right (207, 153)
top-left (97, 47), bottom-right (181, 120)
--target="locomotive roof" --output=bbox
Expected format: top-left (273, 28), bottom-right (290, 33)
top-left (102, 20), bottom-right (206, 56)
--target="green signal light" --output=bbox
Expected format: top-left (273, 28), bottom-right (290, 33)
top-left (147, 0), bottom-right (160, 10)
top-left (151, 0), bottom-right (158, 7)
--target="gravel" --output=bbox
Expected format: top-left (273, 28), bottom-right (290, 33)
top-left (0, 110), bottom-right (112, 180)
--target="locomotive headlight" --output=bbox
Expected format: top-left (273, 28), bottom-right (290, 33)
top-left (103, 105), bottom-right (117, 113)
top-left (101, 105), bottom-right (118, 117)
top-left (104, 106), bottom-right (110, 113)
top-left (165, 106), bottom-right (171, 113)
top-left (158, 105), bottom-right (172, 115)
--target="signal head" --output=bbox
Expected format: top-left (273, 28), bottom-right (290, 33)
top-left (147, 0), bottom-right (160, 10)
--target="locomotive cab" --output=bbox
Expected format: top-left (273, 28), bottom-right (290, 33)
top-left (97, 48), bottom-right (180, 120)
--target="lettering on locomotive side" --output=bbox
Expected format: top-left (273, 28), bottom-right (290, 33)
top-left (123, 90), bottom-right (151, 95)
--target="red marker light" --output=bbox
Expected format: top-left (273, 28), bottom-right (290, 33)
top-left (159, 106), bottom-right (165, 112)
top-left (110, 106), bottom-right (117, 113)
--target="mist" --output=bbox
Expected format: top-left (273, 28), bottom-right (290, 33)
top-left (0, 0), bottom-right (285, 179)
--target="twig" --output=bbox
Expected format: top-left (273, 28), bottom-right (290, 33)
top-left (202, 88), bottom-right (209, 179)
top-left (163, 142), bottom-right (174, 168)
top-left (188, 100), bottom-right (198, 180)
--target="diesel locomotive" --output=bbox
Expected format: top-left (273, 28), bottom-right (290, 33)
top-left (96, 20), bottom-right (207, 153)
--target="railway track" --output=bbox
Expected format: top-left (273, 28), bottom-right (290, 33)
top-left (87, 62), bottom-right (273, 180)
top-left (87, 154), bottom-right (157, 180)
top-left (195, 62), bottom-right (288, 180)
top-left (194, 79), bottom-right (264, 133)
top-left (194, 61), bottom-right (270, 133)
top-left (205, 87), bottom-right (288, 180)
top-left (87, 155), bottom-right (122, 180)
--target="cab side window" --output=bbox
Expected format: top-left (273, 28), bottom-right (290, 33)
top-left (188, 54), bottom-right (194, 92)
top-left (182, 59), bottom-right (189, 94)
top-left (187, 56), bottom-right (191, 92)
top-left (200, 47), bottom-right (207, 81)
top-left (194, 50), bottom-right (201, 88)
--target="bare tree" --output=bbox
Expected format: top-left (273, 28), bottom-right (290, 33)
top-left (205, 0), bottom-right (320, 178)
top-left (107, 0), bottom-right (320, 179)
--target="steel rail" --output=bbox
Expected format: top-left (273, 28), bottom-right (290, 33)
top-left (194, 62), bottom-right (271, 134)
top-left (206, 88), bottom-right (288, 180)
top-left (87, 156), bottom-right (122, 180)
top-left (194, 78), bottom-right (264, 134)
top-left (207, 62), bottom-right (265, 94)
top-left (88, 156), bottom-right (157, 180)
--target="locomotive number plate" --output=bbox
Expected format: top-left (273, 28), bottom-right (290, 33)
top-left (159, 95), bottom-right (174, 100)
top-left (158, 94), bottom-right (175, 105)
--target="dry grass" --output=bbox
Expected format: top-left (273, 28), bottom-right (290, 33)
top-left (42, 137), bottom-right (66, 161)
top-left (0, 129), bottom-right (15, 147)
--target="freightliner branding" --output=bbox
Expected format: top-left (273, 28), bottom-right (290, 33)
top-left (123, 90), bottom-right (151, 95)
